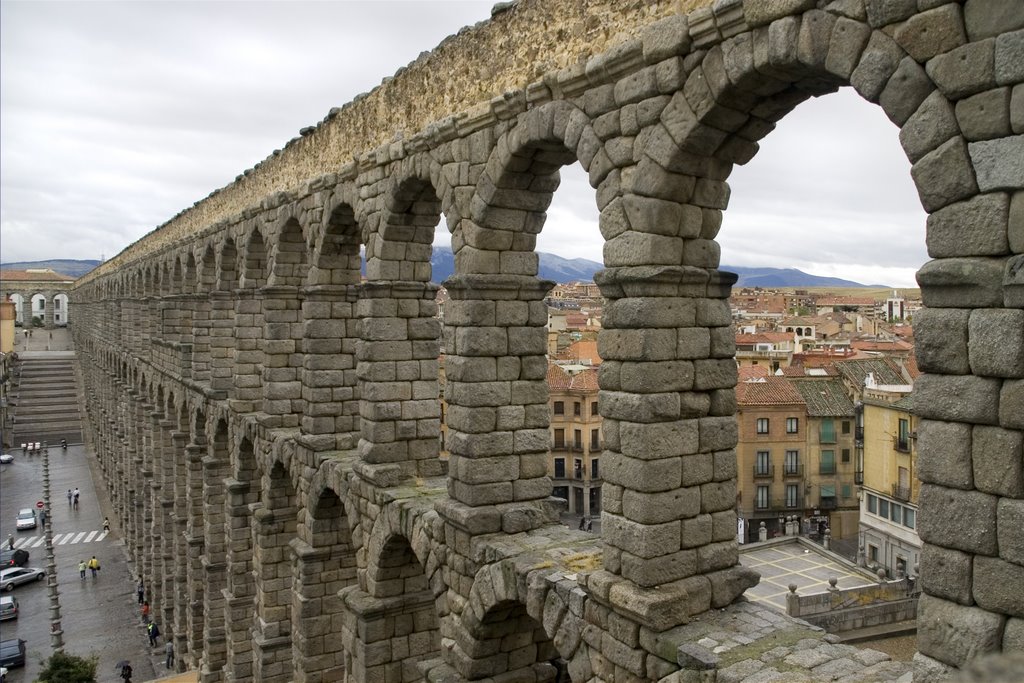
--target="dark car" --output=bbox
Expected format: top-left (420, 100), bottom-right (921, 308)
top-left (0, 549), bottom-right (28, 568)
top-left (0, 638), bottom-right (25, 668)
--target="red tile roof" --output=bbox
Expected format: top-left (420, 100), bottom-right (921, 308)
top-left (0, 269), bottom-right (75, 282)
top-left (736, 377), bottom-right (806, 406)
top-left (547, 363), bottom-right (599, 391)
top-left (738, 365), bottom-right (772, 381)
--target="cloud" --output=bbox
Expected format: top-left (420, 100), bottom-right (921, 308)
top-left (1, 2), bottom-right (928, 288)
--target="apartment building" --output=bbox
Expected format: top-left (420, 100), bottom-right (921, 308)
top-left (858, 379), bottom-right (919, 576)
top-left (790, 378), bottom-right (860, 540)
top-left (735, 377), bottom-right (808, 542)
top-left (546, 362), bottom-right (602, 519)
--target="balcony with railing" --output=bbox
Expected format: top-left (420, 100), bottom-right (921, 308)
top-left (892, 483), bottom-right (912, 501)
top-left (893, 435), bottom-right (911, 453)
top-left (782, 463), bottom-right (803, 478)
top-left (753, 464), bottom-right (775, 480)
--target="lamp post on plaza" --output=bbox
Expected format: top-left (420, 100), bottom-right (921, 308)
top-left (41, 441), bottom-right (65, 652)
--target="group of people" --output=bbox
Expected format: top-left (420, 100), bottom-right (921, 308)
top-left (138, 580), bottom-right (175, 669)
top-left (66, 487), bottom-right (81, 509)
top-left (77, 556), bottom-right (101, 579)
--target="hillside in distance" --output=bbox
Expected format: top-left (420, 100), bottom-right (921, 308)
top-left (431, 247), bottom-right (876, 287)
top-left (1, 259), bottom-right (102, 279)
top-left (3, 254), bottom-right (880, 288)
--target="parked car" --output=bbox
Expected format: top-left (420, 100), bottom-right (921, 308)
top-left (0, 567), bottom-right (45, 591)
top-left (0, 453), bottom-right (13, 464)
top-left (0, 596), bottom-right (18, 621)
top-left (0, 639), bottom-right (25, 668)
top-left (14, 509), bottom-right (36, 531)
top-left (0, 549), bottom-right (28, 568)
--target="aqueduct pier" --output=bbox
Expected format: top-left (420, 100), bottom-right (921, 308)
top-left (71, 0), bottom-right (1023, 681)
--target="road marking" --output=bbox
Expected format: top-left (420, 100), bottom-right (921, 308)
top-left (12, 530), bottom-right (110, 549)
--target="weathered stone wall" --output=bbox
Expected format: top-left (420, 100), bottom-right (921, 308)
top-left (71, 0), bottom-right (1022, 681)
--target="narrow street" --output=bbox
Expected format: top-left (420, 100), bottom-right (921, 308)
top-left (2, 328), bottom-right (160, 682)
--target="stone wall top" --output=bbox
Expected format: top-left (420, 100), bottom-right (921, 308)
top-left (80, 0), bottom-right (713, 286)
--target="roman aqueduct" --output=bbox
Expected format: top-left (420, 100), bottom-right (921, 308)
top-left (71, 0), bottom-right (1023, 681)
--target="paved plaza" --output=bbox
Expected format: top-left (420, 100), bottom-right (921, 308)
top-left (740, 538), bottom-right (879, 610)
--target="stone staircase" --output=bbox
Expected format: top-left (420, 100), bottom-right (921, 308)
top-left (9, 355), bottom-right (84, 447)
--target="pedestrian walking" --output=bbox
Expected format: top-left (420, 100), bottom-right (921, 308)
top-left (39, 510), bottom-right (46, 527)
top-left (73, 487), bottom-right (80, 509)
top-left (147, 621), bottom-right (160, 647)
top-left (578, 517), bottom-right (586, 530)
top-left (586, 518), bottom-right (593, 532)
top-left (6, 534), bottom-right (13, 551)
top-left (165, 640), bottom-right (174, 669)
top-left (120, 663), bottom-right (133, 682)
top-left (67, 489), bottom-right (72, 506)
top-left (103, 517), bottom-right (110, 532)
top-left (137, 580), bottom-right (146, 605)
top-left (88, 555), bottom-right (100, 578)
top-left (141, 600), bottom-right (151, 624)
top-left (79, 560), bottom-right (86, 579)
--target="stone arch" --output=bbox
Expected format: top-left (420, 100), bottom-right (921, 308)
top-left (315, 190), bottom-right (363, 284)
top-left (269, 215), bottom-right (310, 287)
top-left (242, 227), bottom-right (269, 288)
top-left (198, 416), bottom-right (231, 679)
top-left (367, 160), bottom-right (444, 282)
top-left (464, 100), bottom-right (599, 277)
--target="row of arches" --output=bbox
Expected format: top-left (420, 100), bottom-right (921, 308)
top-left (71, 3), bottom-right (1023, 680)
top-left (4, 292), bottom-right (70, 326)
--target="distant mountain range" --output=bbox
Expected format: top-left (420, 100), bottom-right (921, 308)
top-left (1, 259), bottom-right (103, 278)
top-left (3, 253), bottom-right (880, 288)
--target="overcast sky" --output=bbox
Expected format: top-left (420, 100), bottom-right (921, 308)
top-left (1, 1), bottom-right (927, 287)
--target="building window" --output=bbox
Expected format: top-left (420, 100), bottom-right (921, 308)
top-left (554, 401), bottom-right (564, 415)
top-left (891, 503), bottom-right (902, 524)
top-left (590, 429), bottom-right (600, 450)
top-left (869, 544), bottom-right (879, 563)
top-left (820, 450), bottom-right (835, 474)
top-left (554, 429), bottom-right (565, 448)
top-left (786, 484), bottom-right (799, 508)
top-left (784, 450), bottom-right (800, 475)
top-left (591, 401), bottom-right (599, 417)
top-left (756, 418), bottom-right (770, 434)
top-left (755, 451), bottom-right (771, 476)
top-left (897, 418), bottom-right (910, 451)
top-left (867, 493), bottom-right (877, 514)
top-left (841, 484), bottom-right (852, 499)
top-left (903, 508), bottom-right (916, 529)
top-left (573, 429), bottom-right (582, 449)
top-left (755, 486), bottom-right (770, 510)
top-left (842, 420), bottom-right (851, 434)
top-left (786, 417), bottom-right (799, 434)
top-left (574, 402), bottom-right (581, 416)
top-left (591, 458), bottom-right (599, 480)
top-left (842, 448), bottom-right (851, 463)
top-left (553, 486), bottom-right (569, 501)
top-left (879, 499), bottom-right (889, 519)
top-left (820, 419), bottom-right (836, 443)
top-left (574, 459), bottom-right (583, 479)
top-left (554, 458), bottom-right (565, 478)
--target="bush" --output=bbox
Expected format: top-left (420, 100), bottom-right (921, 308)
top-left (36, 651), bottom-right (98, 683)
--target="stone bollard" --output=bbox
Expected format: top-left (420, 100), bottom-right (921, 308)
top-left (823, 529), bottom-right (831, 551)
top-left (759, 521), bottom-right (767, 542)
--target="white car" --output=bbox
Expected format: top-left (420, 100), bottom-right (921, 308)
top-left (0, 567), bottom-right (45, 591)
top-left (14, 509), bottom-right (36, 531)
top-left (0, 454), bottom-right (13, 464)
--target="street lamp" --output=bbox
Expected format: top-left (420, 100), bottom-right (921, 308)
top-left (41, 441), bottom-right (64, 652)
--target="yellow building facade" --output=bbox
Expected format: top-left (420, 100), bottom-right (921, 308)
top-left (546, 363), bottom-right (602, 521)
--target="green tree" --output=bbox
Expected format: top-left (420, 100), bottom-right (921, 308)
top-left (36, 651), bottom-right (98, 683)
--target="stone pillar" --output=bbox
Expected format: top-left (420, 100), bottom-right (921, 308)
top-left (340, 586), bottom-right (440, 683)
top-left (441, 275), bottom-right (554, 526)
top-left (43, 291), bottom-right (54, 328)
top-left (200, 454), bottom-right (230, 682)
top-left (355, 280), bottom-right (442, 482)
top-left (290, 539), bottom-right (346, 682)
top-left (208, 291), bottom-right (235, 395)
top-left (231, 288), bottom-right (263, 413)
top-left (164, 429), bottom-right (188, 632)
top-left (184, 442), bottom-right (207, 667)
top-left (20, 296), bottom-right (31, 328)
top-left (299, 284), bottom-right (360, 451)
top-left (260, 284), bottom-right (303, 428)
top-left (222, 486), bottom-right (258, 683)
top-left (191, 293), bottom-right (212, 385)
top-left (588, 266), bottom-right (758, 630)
top-left (251, 506), bottom-right (294, 683)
